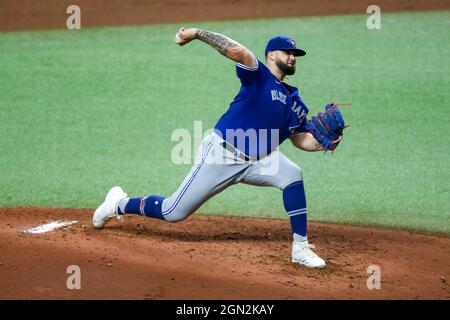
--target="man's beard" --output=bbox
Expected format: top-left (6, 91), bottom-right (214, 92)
top-left (276, 59), bottom-right (296, 76)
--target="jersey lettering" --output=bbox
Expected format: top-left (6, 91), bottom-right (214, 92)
top-left (215, 60), bottom-right (309, 158)
top-left (292, 101), bottom-right (307, 120)
top-left (271, 90), bottom-right (287, 105)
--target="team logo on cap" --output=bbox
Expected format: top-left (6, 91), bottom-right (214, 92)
top-left (289, 39), bottom-right (296, 46)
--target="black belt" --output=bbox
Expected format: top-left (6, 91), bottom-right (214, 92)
top-left (220, 142), bottom-right (251, 161)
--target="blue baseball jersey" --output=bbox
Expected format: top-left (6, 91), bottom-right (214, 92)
top-left (214, 59), bottom-right (309, 159)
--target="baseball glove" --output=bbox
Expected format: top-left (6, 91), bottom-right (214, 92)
top-left (307, 103), bottom-right (347, 151)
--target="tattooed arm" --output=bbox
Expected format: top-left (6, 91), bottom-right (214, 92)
top-left (174, 27), bottom-right (257, 68)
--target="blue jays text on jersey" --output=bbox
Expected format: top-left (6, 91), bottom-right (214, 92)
top-left (214, 59), bottom-right (309, 159)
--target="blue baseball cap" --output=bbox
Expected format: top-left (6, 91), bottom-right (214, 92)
top-left (265, 36), bottom-right (306, 57)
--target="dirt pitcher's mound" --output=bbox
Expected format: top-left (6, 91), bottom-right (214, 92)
top-left (1, 207), bottom-right (449, 299)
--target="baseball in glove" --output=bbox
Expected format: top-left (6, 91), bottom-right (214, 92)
top-left (307, 103), bottom-right (348, 151)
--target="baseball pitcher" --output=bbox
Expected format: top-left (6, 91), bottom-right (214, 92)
top-left (93, 27), bottom-right (347, 268)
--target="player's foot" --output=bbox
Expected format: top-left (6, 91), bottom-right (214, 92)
top-left (292, 241), bottom-right (326, 268)
top-left (92, 186), bottom-right (128, 229)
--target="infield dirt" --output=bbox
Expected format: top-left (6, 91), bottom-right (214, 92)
top-left (1, 207), bottom-right (449, 299)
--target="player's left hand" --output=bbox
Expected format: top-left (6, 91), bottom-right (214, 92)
top-left (307, 103), bottom-right (348, 151)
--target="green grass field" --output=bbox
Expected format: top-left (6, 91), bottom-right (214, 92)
top-left (1, 11), bottom-right (449, 233)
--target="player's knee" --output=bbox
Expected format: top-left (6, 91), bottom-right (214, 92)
top-left (163, 209), bottom-right (191, 223)
top-left (281, 164), bottom-right (303, 189)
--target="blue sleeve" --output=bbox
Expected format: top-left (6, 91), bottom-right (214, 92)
top-left (235, 59), bottom-right (264, 86)
top-left (288, 115), bottom-right (305, 136)
top-left (289, 110), bottom-right (309, 135)
top-left (290, 95), bottom-right (310, 135)
top-left (291, 116), bottom-right (309, 135)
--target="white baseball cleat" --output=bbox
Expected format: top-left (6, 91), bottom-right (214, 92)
top-left (92, 186), bottom-right (128, 229)
top-left (292, 241), bottom-right (326, 268)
